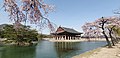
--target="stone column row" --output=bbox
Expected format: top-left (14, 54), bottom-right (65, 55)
top-left (54, 35), bottom-right (81, 40)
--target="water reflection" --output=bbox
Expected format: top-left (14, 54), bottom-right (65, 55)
top-left (0, 41), bottom-right (106, 58)
top-left (55, 42), bottom-right (79, 58)
top-left (36, 41), bottom-right (57, 58)
top-left (0, 46), bottom-right (36, 58)
top-left (55, 41), bottom-right (106, 58)
top-left (55, 42), bottom-right (76, 50)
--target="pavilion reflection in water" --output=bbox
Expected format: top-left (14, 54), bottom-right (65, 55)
top-left (55, 42), bottom-right (77, 50)
top-left (55, 42), bottom-right (79, 58)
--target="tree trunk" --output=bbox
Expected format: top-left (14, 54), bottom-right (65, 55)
top-left (109, 33), bottom-right (115, 46)
top-left (102, 31), bottom-right (112, 48)
top-left (108, 28), bottom-right (115, 46)
top-left (114, 37), bottom-right (118, 44)
top-left (101, 19), bottom-right (112, 48)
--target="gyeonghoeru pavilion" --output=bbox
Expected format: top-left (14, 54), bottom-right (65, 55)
top-left (51, 26), bottom-right (82, 40)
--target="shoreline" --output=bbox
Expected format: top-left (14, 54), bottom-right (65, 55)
top-left (47, 38), bottom-right (110, 42)
top-left (72, 43), bottom-right (120, 58)
top-left (72, 47), bottom-right (102, 58)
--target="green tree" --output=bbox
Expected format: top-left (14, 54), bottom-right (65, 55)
top-left (1, 24), bottom-right (38, 46)
top-left (113, 27), bottom-right (120, 36)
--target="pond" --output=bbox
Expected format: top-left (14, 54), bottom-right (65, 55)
top-left (0, 40), bottom-right (106, 58)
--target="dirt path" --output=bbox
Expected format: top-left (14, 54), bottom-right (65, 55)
top-left (73, 43), bottom-right (120, 58)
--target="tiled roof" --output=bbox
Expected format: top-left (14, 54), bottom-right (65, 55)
top-left (60, 27), bottom-right (82, 34)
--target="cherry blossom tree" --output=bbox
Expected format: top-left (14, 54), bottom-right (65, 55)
top-left (2, 0), bottom-right (55, 32)
top-left (105, 16), bottom-right (120, 46)
top-left (1, 0), bottom-right (56, 45)
top-left (82, 22), bottom-right (102, 39)
top-left (82, 16), bottom-right (120, 48)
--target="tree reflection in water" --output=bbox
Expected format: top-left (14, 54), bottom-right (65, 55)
top-left (0, 41), bottom-right (106, 58)
top-left (0, 46), bottom-right (36, 58)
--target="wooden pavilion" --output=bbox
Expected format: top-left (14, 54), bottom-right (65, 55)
top-left (51, 26), bottom-right (82, 40)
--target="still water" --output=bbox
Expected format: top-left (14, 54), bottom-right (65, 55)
top-left (0, 40), bottom-right (106, 58)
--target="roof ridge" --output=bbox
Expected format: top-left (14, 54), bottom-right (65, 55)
top-left (61, 26), bottom-right (73, 29)
top-left (59, 26), bottom-right (81, 34)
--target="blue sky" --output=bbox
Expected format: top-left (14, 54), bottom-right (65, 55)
top-left (0, 0), bottom-right (120, 34)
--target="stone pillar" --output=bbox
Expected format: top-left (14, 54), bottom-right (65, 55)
top-left (57, 36), bottom-right (58, 40)
top-left (63, 36), bottom-right (65, 40)
top-left (54, 36), bottom-right (56, 40)
top-left (70, 36), bottom-right (71, 40)
top-left (69, 36), bottom-right (71, 40)
top-left (78, 37), bottom-right (80, 40)
top-left (65, 35), bottom-right (67, 40)
top-left (68, 36), bottom-right (70, 40)
top-left (55, 36), bottom-right (57, 40)
top-left (56, 36), bottom-right (57, 40)
top-left (58, 36), bottom-right (59, 40)
top-left (74, 37), bottom-right (75, 40)
top-left (59, 36), bottom-right (61, 40)
top-left (77, 37), bottom-right (79, 40)
top-left (61, 36), bottom-right (63, 40)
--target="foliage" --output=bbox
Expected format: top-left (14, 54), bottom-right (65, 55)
top-left (0, 24), bottom-right (38, 44)
top-left (113, 27), bottom-right (120, 36)
top-left (82, 16), bottom-right (120, 48)
top-left (2, 0), bottom-right (56, 33)
top-left (37, 34), bottom-right (52, 39)
top-left (82, 16), bottom-right (120, 37)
